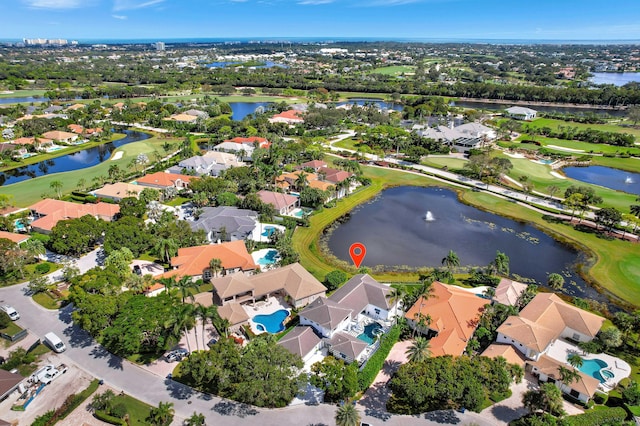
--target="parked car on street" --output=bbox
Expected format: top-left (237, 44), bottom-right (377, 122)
top-left (1, 305), bottom-right (20, 320)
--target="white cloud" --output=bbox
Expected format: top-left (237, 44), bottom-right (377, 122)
top-left (113, 0), bottom-right (165, 11)
top-left (112, 14), bottom-right (128, 19)
top-left (23, 0), bottom-right (86, 8)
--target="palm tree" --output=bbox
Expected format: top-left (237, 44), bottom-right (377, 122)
top-left (176, 275), bottom-right (196, 303)
top-left (558, 365), bottom-right (582, 388)
top-left (192, 303), bottom-right (208, 352)
top-left (168, 304), bottom-right (194, 353)
top-left (49, 180), bottom-right (63, 199)
top-left (386, 286), bottom-right (406, 317)
top-left (547, 273), bottom-right (565, 290)
top-left (405, 336), bottom-right (431, 362)
top-left (441, 250), bottom-right (460, 276)
top-left (148, 401), bottom-right (175, 426)
top-left (490, 250), bottom-right (510, 277)
top-left (22, 238), bottom-right (45, 260)
top-left (76, 178), bottom-right (87, 192)
top-left (567, 353), bottom-right (584, 369)
top-left (294, 171), bottom-right (309, 191)
top-left (185, 412), bottom-right (205, 426)
top-left (208, 258), bottom-right (222, 280)
top-left (410, 280), bottom-right (433, 337)
top-left (335, 401), bottom-right (360, 426)
top-left (158, 276), bottom-right (177, 295)
top-left (547, 185), bottom-right (560, 200)
top-left (154, 238), bottom-right (178, 264)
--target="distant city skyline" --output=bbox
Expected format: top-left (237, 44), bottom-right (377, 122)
top-left (2, 0), bottom-right (640, 41)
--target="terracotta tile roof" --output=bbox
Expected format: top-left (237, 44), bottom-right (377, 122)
top-left (135, 172), bottom-right (196, 188)
top-left (93, 183), bottom-right (145, 200)
top-left (299, 160), bottom-right (327, 169)
top-left (256, 190), bottom-right (299, 211)
top-left (67, 124), bottom-right (84, 134)
top-left (322, 167), bottom-right (353, 184)
top-left (269, 109), bottom-right (304, 123)
top-left (225, 137), bottom-right (270, 148)
top-left (278, 326), bottom-right (322, 359)
top-left (405, 282), bottom-right (487, 356)
top-left (0, 231), bottom-right (30, 244)
top-left (481, 343), bottom-right (527, 368)
top-left (493, 278), bottom-right (529, 306)
top-left (497, 294), bottom-right (604, 352)
top-left (531, 354), bottom-right (600, 397)
top-left (218, 302), bottom-right (250, 326)
top-left (162, 241), bottom-right (257, 279)
top-left (41, 130), bottom-right (77, 141)
top-left (12, 137), bottom-right (35, 145)
top-left (29, 199), bottom-right (120, 232)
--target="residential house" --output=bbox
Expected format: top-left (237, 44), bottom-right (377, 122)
top-left (0, 369), bottom-right (24, 401)
top-left (417, 122), bottom-right (495, 153)
top-left (214, 136), bottom-right (270, 161)
top-left (43, 105), bottom-right (64, 114)
top-left (493, 278), bottom-right (529, 307)
top-left (298, 160), bottom-right (328, 172)
top-left (404, 281), bottom-right (488, 357)
top-left (529, 354), bottom-right (600, 404)
top-left (278, 326), bottom-right (323, 363)
top-left (189, 206), bottom-right (258, 242)
top-left (91, 182), bottom-right (145, 202)
top-left (257, 190), bottom-right (300, 215)
top-left (67, 124), bottom-right (84, 134)
top-left (164, 113), bottom-right (198, 124)
top-left (212, 262), bottom-right (326, 308)
top-left (183, 109), bottom-right (209, 119)
top-left (29, 198), bottom-right (120, 233)
top-left (135, 172), bottom-right (196, 191)
top-left (276, 170), bottom-right (335, 197)
top-left (480, 343), bottom-right (526, 368)
top-left (496, 293), bottom-right (604, 361)
top-left (159, 240), bottom-right (257, 281)
top-left (0, 230), bottom-right (30, 244)
top-left (41, 130), bottom-right (78, 144)
top-left (0, 143), bottom-right (27, 158)
top-left (268, 109), bottom-right (304, 125)
top-left (294, 274), bottom-right (400, 364)
top-left (505, 106), bottom-right (537, 121)
top-left (168, 151), bottom-right (243, 177)
top-left (65, 103), bottom-right (86, 111)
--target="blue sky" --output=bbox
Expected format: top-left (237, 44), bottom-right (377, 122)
top-left (2, 0), bottom-right (640, 41)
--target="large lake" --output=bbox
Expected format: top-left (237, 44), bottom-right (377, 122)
top-left (229, 102), bottom-right (272, 120)
top-left (563, 166), bottom-right (640, 196)
top-left (0, 130), bottom-right (150, 186)
top-left (589, 72), bottom-right (640, 86)
top-left (327, 186), bottom-right (606, 303)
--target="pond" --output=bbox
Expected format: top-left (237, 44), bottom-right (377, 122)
top-left (336, 98), bottom-right (403, 111)
top-left (0, 130), bottom-right (150, 186)
top-left (449, 100), bottom-right (627, 117)
top-left (327, 186), bottom-right (607, 304)
top-left (0, 96), bottom-right (49, 105)
top-left (562, 166), bottom-right (640, 196)
top-left (589, 72), bottom-right (640, 86)
top-left (229, 102), bottom-right (273, 120)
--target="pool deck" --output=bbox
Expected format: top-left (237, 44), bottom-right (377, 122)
top-left (250, 248), bottom-right (281, 271)
top-left (243, 296), bottom-right (290, 335)
top-left (545, 338), bottom-right (631, 391)
top-left (249, 222), bottom-right (286, 242)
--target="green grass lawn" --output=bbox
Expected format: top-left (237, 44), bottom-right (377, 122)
top-left (369, 66), bottom-right (416, 76)
top-left (32, 292), bottom-right (61, 310)
top-left (1, 134), bottom-right (182, 207)
top-left (163, 196), bottom-right (190, 207)
top-left (0, 89), bottom-right (48, 99)
top-left (515, 134), bottom-right (640, 156)
top-left (499, 154), bottom-right (638, 213)
top-left (0, 322), bottom-right (23, 336)
top-left (527, 117), bottom-right (640, 138)
top-left (111, 394), bottom-right (154, 425)
top-left (333, 138), bottom-right (361, 150)
top-left (421, 157), bottom-right (468, 170)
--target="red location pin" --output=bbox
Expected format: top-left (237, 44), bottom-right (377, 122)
top-left (349, 242), bottom-right (367, 268)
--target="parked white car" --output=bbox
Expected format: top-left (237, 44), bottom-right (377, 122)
top-left (1, 305), bottom-right (19, 321)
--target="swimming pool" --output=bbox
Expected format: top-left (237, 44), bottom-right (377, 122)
top-left (256, 249), bottom-right (279, 266)
top-left (14, 219), bottom-right (26, 231)
top-left (576, 358), bottom-right (609, 383)
top-left (261, 226), bottom-right (276, 237)
top-left (253, 309), bottom-right (289, 334)
top-left (357, 322), bottom-right (383, 345)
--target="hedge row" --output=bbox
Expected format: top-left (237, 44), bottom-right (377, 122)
top-left (357, 325), bottom-right (401, 391)
top-left (31, 379), bottom-right (101, 425)
top-left (562, 406), bottom-right (628, 426)
top-left (94, 410), bottom-right (127, 425)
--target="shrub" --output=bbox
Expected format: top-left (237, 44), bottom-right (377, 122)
top-left (35, 263), bottom-right (51, 274)
top-left (561, 406), bottom-right (627, 426)
top-left (0, 311), bottom-right (11, 329)
top-left (94, 410), bottom-right (126, 426)
top-left (324, 270), bottom-right (348, 291)
top-left (357, 325), bottom-right (401, 391)
top-left (593, 391), bottom-right (608, 405)
top-left (31, 411), bottom-right (55, 426)
top-left (110, 402), bottom-right (128, 419)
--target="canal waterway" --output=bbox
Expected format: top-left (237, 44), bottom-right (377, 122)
top-left (0, 130), bottom-right (150, 186)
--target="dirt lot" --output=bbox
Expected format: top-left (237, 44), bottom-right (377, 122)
top-left (0, 356), bottom-right (94, 425)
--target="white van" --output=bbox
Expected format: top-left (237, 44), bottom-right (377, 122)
top-left (43, 332), bottom-right (66, 353)
top-left (1, 305), bottom-right (19, 321)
